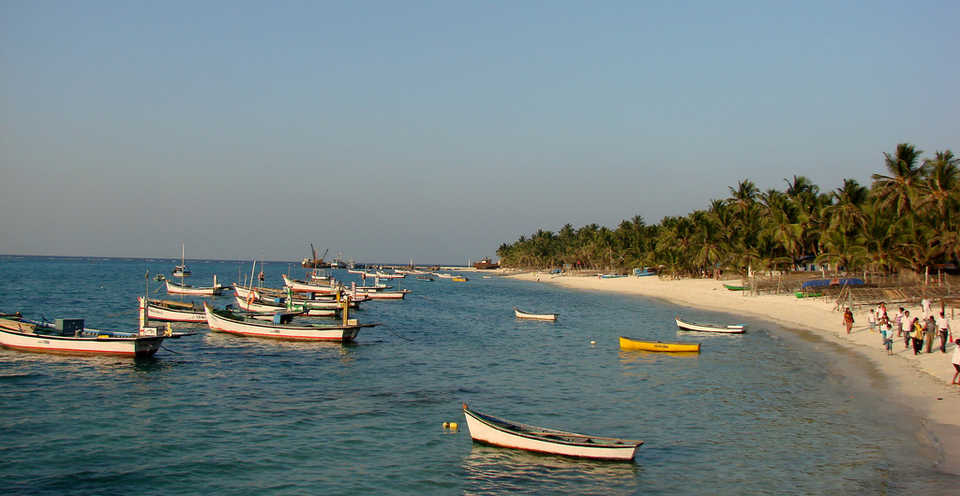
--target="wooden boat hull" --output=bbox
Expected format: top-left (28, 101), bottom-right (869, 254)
top-left (462, 404), bottom-right (641, 461)
top-left (675, 317), bottom-right (744, 334)
top-left (619, 336), bottom-right (700, 353)
top-left (203, 303), bottom-right (363, 341)
top-left (282, 274), bottom-right (336, 294)
top-left (0, 318), bottom-right (164, 357)
top-left (233, 295), bottom-right (336, 317)
top-left (145, 299), bottom-right (206, 323)
top-left (514, 307), bottom-right (557, 321)
top-left (165, 280), bottom-right (225, 296)
top-left (723, 284), bottom-right (748, 291)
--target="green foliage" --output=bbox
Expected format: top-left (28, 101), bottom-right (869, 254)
top-left (498, 143), bottom-right (959, 276)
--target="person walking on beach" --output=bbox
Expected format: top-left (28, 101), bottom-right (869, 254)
top-left (895, 307), bottom-right (904, 337)
top-left (882, 323), bottom-right (894, 355)
top-left (921, 297), bottom-right (931, 318)
top-left (843, 308), bottom-right (855, 334)
top-left (912, 318), bottom-right (925, 355)
top-left (952, 339), bottom-right (960, 385)
top-left (903, 311), bottom-right (913, 349)
top-left (924, 316), bottom-right (937, 353)
top-left (867, 309), bottom-right (877, 333)
top-left (937, 311), bottom-right (951, 353)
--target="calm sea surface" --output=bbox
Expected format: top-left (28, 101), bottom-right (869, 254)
top-left (0, 256), bottom-right (956, 495)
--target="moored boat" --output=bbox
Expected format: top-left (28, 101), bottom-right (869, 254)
top-left (165, 275), bottom-right (226, 296)
top-left (171, 243), bottom-right (192, 277)
top-left (203, 302), bottom-right (373, 341)
top-left (461, 403), bottom-right (642, 461)
top-left (0, 302), bottom-right (188, 357)
top-left (675, 317), bottom-right (744, 334)
top-left (233, 294), bottom-right (336, 317)
top-left (619, 336), bottom-right (700, 352)
top-left (282, 273), bottom-right (337, 294)
top-left (513, 307), bottom-right (558, 321)
top-left (143, 297), bottom-right (206, 323)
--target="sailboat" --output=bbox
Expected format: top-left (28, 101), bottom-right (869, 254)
top-left (172, 243), bottom-right (191, 277)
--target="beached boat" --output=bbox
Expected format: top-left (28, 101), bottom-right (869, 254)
top-left (165, 275), bottom-right (226, 296)
top-left (675, 317), bottom-right (744, 334)
top-left (723, 284), bottom-right (749, 291)
top-left (144, 297), bottom-right (206, 323)
top-left (619, 336), bottom-right (700, 352)
top-left (203, 302), bottom-right (373, 341)
top-left (472, 257), bottom-right (500, 270)
top-left (0, 303), bottom-right (187, 357)
top-left (514, 307), bottom-right (558, 321)
top-left (461, 403), bottom-right (642, 461)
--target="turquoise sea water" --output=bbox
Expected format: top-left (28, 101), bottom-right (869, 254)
top-left (0, 256), bottom-right (957, 495)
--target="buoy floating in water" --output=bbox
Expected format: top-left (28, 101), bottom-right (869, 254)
top-left (442, 421), bottom-right (459, 432)
top-left (590, 340), bottom-right (596, 346)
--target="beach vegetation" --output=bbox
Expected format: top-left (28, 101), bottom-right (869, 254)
top-left (497, 143), bottom-right (959, 278)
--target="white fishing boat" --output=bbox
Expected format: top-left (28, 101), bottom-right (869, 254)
top-left (461, 403), bottom-right (642, 461)
top-left (203, 302), bottom-right (373, 341)
top-left (233, 294), bottom-right (336, 317)
top-left (675, 316), bottom-right (745, 334)
top-left (514, 307), bottom-right (558, 321)
top-left (171, 243), bottom-right (191, 277)
top-left (143, 297), bottom-right (206, 323)
top-left (0, 302), bottom-right (188, 357)
top-left (233, 285), bottom-right (355, 309)
top-left (165, 275), bottom-right (226, 296)
top-left (282, 273), bottom-right (337, 294)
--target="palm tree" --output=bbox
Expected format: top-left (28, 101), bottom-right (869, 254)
top-left (825, 178), bottom-right (869, 234)
top-left (916, 150), bottom-right (959, 230)
top-left (872, 143), bottom-right (926, 217)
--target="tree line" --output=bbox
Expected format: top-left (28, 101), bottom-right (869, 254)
top-left (496, 143), bottom-right (959, 277)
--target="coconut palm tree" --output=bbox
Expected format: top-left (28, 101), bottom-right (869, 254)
top-left (872, 143), bottom-right (926, 218)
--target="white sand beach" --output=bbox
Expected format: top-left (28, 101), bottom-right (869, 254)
top-left (500, 270), bottom-right (960, 474)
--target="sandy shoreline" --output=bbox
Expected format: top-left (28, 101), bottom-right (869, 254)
top-left (493, 269), bottom-right (960, 474)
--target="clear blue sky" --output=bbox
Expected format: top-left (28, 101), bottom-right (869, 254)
top-left (2, 1), bottom-right (957, 264)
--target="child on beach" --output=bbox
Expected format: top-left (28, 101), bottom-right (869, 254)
top-left (882, 323), bottom-right (894, 355)
top-left (867, 308), bottom-right (877, 332)
top-left (895, 307), bottom-right (904, 337)
top-left (843, 308), bottom-right (855, 334)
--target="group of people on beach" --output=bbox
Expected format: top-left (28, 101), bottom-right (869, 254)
top-left (844, 299), bottom-right (960, 386)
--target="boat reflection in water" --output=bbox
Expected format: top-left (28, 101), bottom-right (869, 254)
top-left (461, 445), bottom-right (639, 496)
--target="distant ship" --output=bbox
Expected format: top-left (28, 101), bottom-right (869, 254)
top-left (301, 243), bottom-right (331, 268)
top-left (472, 257), bottom-right (499, 270)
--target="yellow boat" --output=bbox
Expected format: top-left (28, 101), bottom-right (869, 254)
top-left (619, 336), bottom-right (700, 353)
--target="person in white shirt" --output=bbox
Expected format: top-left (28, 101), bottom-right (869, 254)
top-left (895, 307), bottom-right (905, 337)
top-left (937, 311), bottom-right (951, 353)
top-left (921, 298), bottom-right (931, 318)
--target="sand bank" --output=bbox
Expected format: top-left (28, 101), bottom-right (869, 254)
top-left (502, 270), bottom-right (960, 474)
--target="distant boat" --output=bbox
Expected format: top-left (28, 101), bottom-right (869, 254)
top-left (514, 307), bottom-right (558, 321)
top-left (172, 243), bottom-right (191, 277)
top-left (723, 284), bottom-right (749, 291)
top-left (619, 336), bottom-right (700, 353)
top-left (301, 243), bottom-right (331, 268)
top-left (472, 257), bottom-right (500, 270)
top-left (416, 276), bottom-right (434, 282)
top-left (633, 267), bottom-right (657, 277)
top-left (461, 403), bottom-right (642, 461)
top-left (165, 275), bottom-right (226, 296)
top-left (452, 276), bottom-right (468, 282)
top-left (599, 274), bottom-right (627, 279)
top-left (232, 294), bottom-right (337, 317)
top-left (282, 273), bottom-right (336, 294)
top-left (675, 317), bottom-right (744, 334)
top-left (203, 302), bottom-right (373, 341)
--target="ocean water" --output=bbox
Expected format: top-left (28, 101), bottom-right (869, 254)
top-left (0, 256), bottom-right (956, 495)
